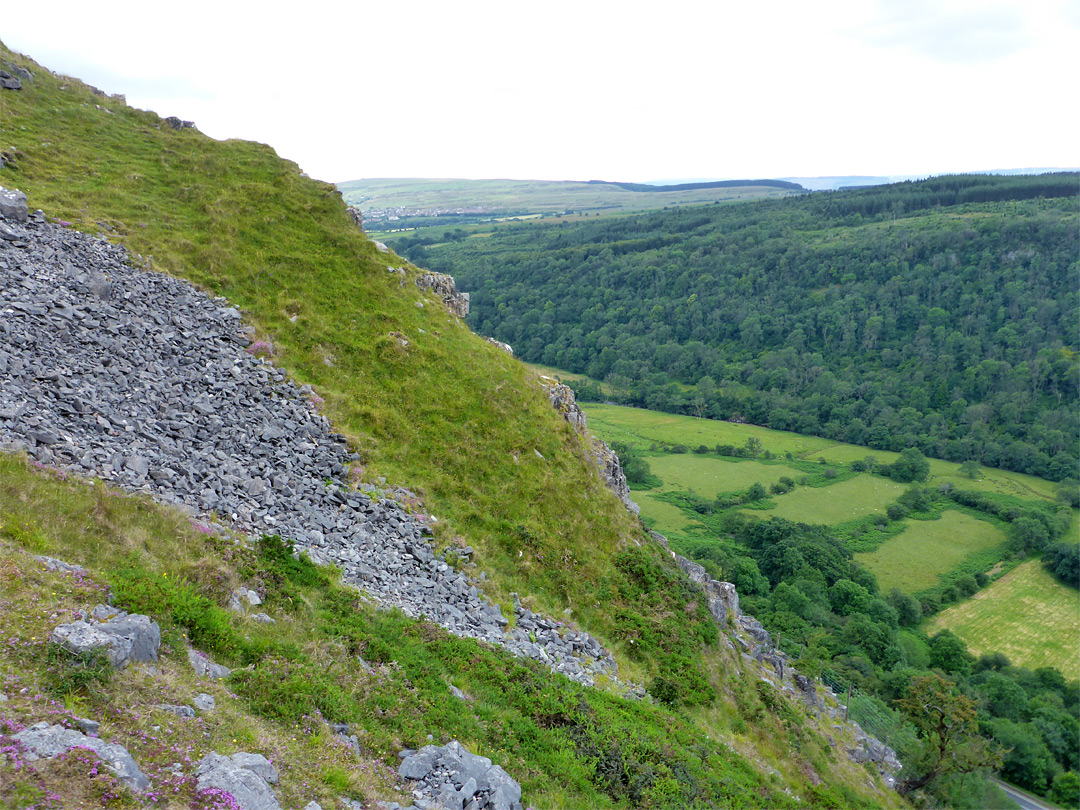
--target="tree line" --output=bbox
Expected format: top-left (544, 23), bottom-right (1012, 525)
top-left (395, 174), bottom-right (1080, 481)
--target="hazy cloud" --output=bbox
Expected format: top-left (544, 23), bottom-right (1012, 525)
top-left (861, 0), bottom-right (1030, 62)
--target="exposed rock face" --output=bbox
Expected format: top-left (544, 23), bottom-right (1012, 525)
top-left (397, 740), bottom-right (523, 810)
top-left (164, 116), bottom-right (196, 130)
top-left (0, 70), bottom-right (21, 90)
top-left (49, 605), bottom-right (160, 669)
top-left (416, 271), bottom-right (469, 318)
top-left (196, 751), bottom-right (280, 810)
top-left (654, 532), bottom-right (902, 788)
top-left (0, 200), bottom-right (620, 689)
top-left (14, 722), bottom-right (150, 790)
top-left (540, 377), bottom-right (640, 515)
top-left (346, 206), bottom-right (364, 231)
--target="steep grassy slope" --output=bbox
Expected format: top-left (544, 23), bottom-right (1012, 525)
top-left (0, 44), bottom-right (905, 808)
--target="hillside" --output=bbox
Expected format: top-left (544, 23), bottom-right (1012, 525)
top-left (0, 42), bottom-right (910, 809)
top-left (338, 177), bottom-right (802, 226)
top-left (394, 175), bottom-right (1080, 481)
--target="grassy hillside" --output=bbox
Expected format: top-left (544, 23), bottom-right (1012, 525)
top-left (0, 43), bottom-right (905, 808)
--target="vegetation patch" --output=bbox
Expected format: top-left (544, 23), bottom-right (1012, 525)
top-left (763, 476), bottom-right (906, 525)
top-left (925, 560), bottom-right (1080, 678)
top-left (855, 510), bottom-right (1008, 593)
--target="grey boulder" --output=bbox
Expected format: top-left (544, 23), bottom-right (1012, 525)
top-left (196, 752), bottom-right (280, 810)
top-left (14, 722), bottom-right (149, 790)
top-left (0, 186), bottom-right (28, 222)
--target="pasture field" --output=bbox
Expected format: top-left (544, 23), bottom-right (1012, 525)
top-left (855, 511), bottom-right (1008, 594)
top-left (761, 476), bottom-right (907, 525)
top-left (584, 403), bottom-right (834, 457)
top-left (925, 560), bottom-right (1080, 679)
top-left (339, 177), bottom-right (798, 219)
top-left (648, 455), bottom-right (804, 500)
top-left (631, 490), bottom-right (703, 536)
top-left (583, 402), bottom-right (1060, 501)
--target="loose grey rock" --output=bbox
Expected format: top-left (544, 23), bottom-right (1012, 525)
top-left (398, 740), bottom-right (523, 810)
top-left (0, 186), bottom-right (28, 222)
top-left (49, 621), bottom-right (133, 668)
top-left (0, 211), bottom-right (623, 691)
top-left (14, 722), bottom-right (149, 790)
top-left (196, 752), bottom-right (280, 810)
top-left (193, 692), bottom-right (216, 711)
top-left (157, 704), bottom-right (196, 718)
top-left (188, 648), bottom-right (232, 680)
top-left (250, 612), bottom-right (275, 625)
top-left (36, 555), bottom-right (88, 574)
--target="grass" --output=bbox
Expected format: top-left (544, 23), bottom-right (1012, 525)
top-left (648, 455), bottom-right (804, 501)
top-left (762, 476), bottom-right (907, 525)
top-left (855, 510), bottom-right (1009, 594)
top-left (584, 403), bottom-right (836, 457)
top-left (631, 490), bottom-right (703, 536)
top-left (0, 452), bottom-right (902, 809)
top-left (925, 560), bottom-right (1080, 679)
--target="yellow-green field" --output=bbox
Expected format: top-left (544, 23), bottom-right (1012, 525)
top-left (631, 490), bottom-right (704, 535)
top-left (761, 476), bottom-right (907, 524)
top-left (649, 455), bottom-right (804, 500)
top-left (925, 560), bottom-right (1080, 679)
top-left (584, 403), bottom-right (834, 457)
top-left (855, 511), bottom-right (1008, 593)
top-left (583, 402), bottom-right (1059, 500)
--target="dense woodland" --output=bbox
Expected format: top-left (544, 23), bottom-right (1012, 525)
top-left (398, 174), bottom-right (1080, 480)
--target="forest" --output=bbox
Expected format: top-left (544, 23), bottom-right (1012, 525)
top-left (395, 174), bottom-right (1080, 481)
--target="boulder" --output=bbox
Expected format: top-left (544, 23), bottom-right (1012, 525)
top-left (188, 648), bottom-right (232, 679)
top-left (196, 752), bottom-right (280, 810)
top-left (0, 186), bottom-right (28, 222)
top-left (15, 722), bottom-right (149, 790)
top-left (49, 621), bottom-right (133, 668)
top-left (0, 70), bottom-right (21, 90)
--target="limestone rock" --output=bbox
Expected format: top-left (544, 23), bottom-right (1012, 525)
top-left (0, 186), bottom-right (28, 222)
top-left (416, 271), bottom-right (469, 318)
top-left (15, 721), bottom-right (149, 790)
top-left (196, 751), bottom-right (280, 810)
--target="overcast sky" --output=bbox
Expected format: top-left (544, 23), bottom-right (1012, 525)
top-left (4, 0), bottom-right (1078, 184)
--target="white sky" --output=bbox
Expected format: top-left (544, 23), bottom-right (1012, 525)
top-left (3, 0), bottom-right (1078, 184)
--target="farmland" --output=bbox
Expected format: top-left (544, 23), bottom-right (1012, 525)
top-left (925, 560), bottom-right (1080, 679)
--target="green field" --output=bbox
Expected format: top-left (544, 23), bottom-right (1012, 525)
top-left (762, 476), bottom-right (907, 524)
top-left (338, 177), bottom-right (799, 221)
top-left (649, 455), bottom-right (804, 501)
top-left (584, 403), bottom-right (834, 458)
top-left (631, 490), bottom-right (703, 535)
top-left (926, 560), bottom-right (1080, 679)
top-left (855, 511), bottom-right (1008, 593)
top-left (583, 402), bottom-right (1061, 501)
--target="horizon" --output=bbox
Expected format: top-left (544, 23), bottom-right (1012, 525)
top-left (3, 0), bottom-right (1078, 185)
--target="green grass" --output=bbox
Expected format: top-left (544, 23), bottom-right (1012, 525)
top-left (0, 452), bottom-right (902, 809)
top-left (631, 490), bottom-right (704, 536)
top-left (925, 560), bottom-right (1080, 679)
top-left (761, 476), bottom-right (907, 525)
top-left (648, 455), bottom-right (804, 500)
top-left (584, 403), bottom-right (835, 458)
top-left (855, 511), bottom-right (1008, 593)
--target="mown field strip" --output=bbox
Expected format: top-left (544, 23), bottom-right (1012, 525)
top-left (925, 560), bottom-right (1080, 679)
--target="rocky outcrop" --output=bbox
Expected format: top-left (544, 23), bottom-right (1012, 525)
top-left (164, 116), bottom-right (196, 130)
top-left (196, 751), bottom-right (280, 810)
top-left (396, 740), bottom-right (523, 810)
top-left (540, 377), bottom-right (640, 515)
top-left (346, 206), bottom-right (364, 231)
top-left (416, 271), bottom-right (469, 318)
top-left (0, 70), bottom-right (22, 91)
top-left (483, 336), bottom-right (513, 355)
top-left (49, 605), bottom-right (161, 669)
top-left (654, 532), bottom-right (901, 788)
top-left (0, 195), bottom-right (618, 688)
top-left (14, 721), bottom-right (150, 790)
